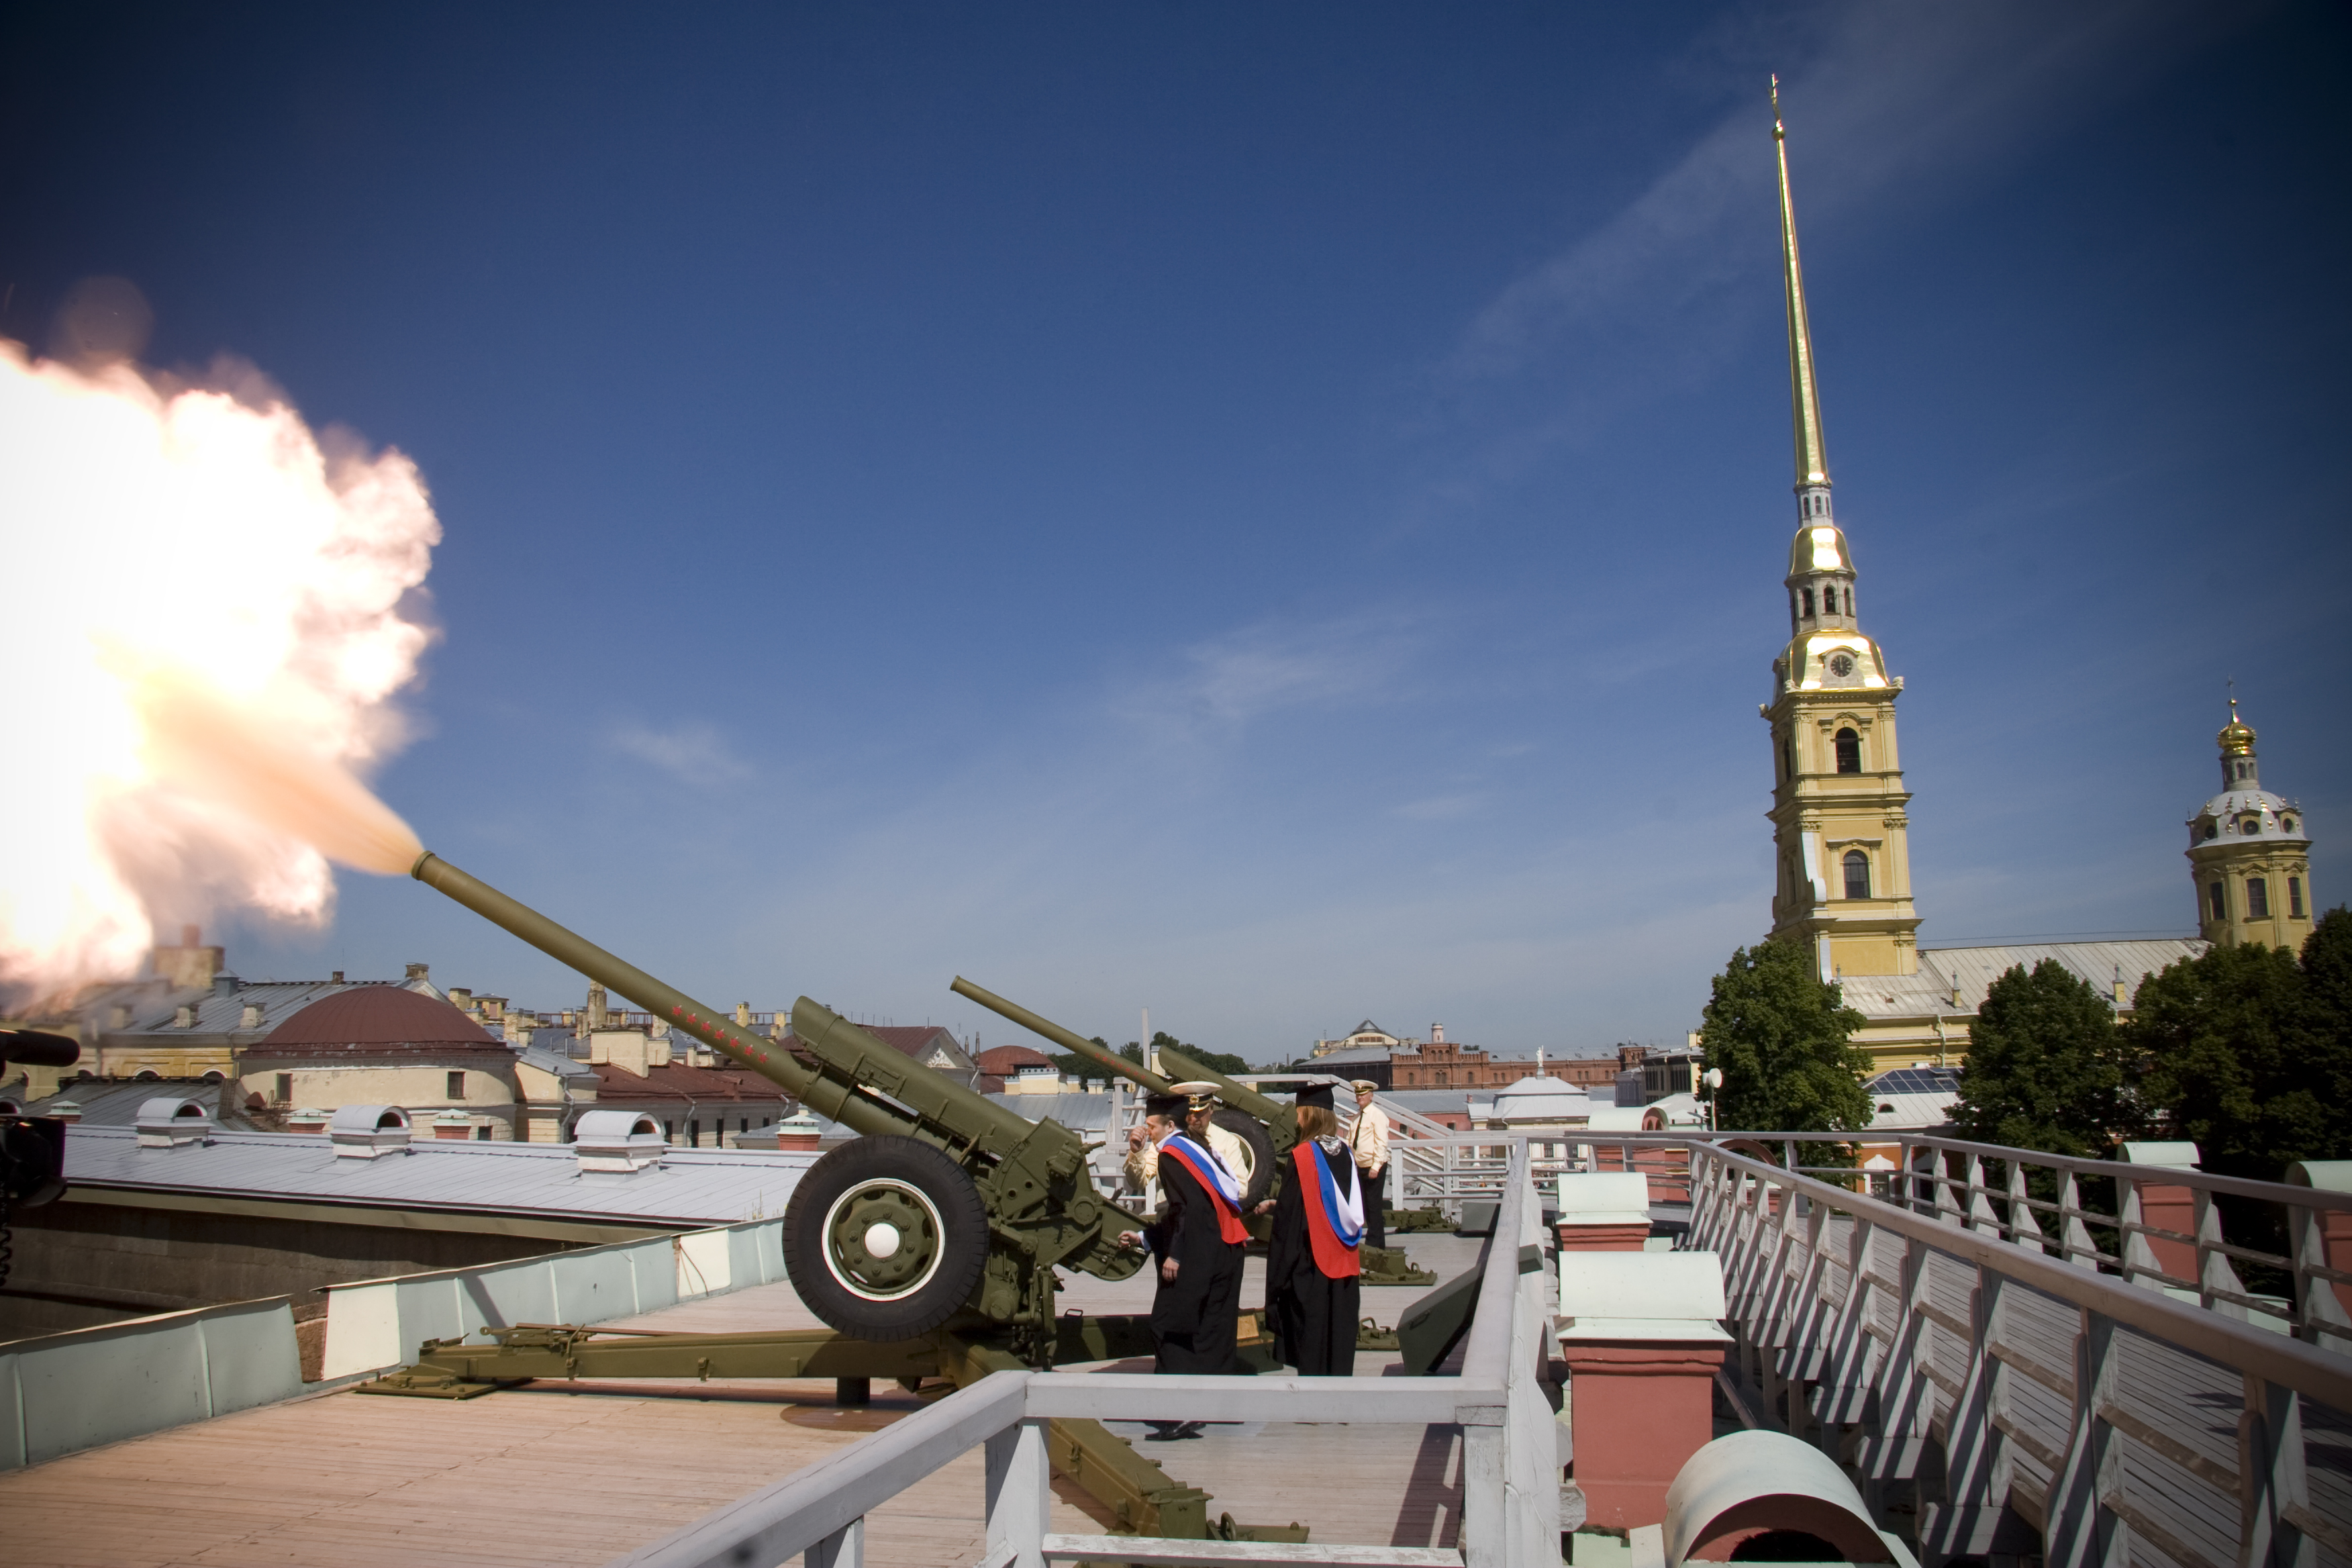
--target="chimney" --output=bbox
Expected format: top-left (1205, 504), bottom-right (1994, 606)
top-left (405, 963), bottom-right (431, 985)
top-left (585, 983), bottom-right (609, 1031)
top-left (331, 971), bottom-right (345, 984)
top-left (432, 1110), bottom-right (474, 1140)
top-left (593, 1026), bottom-right (652, 1077)
top-left (734, 1001), bottom-right (752, 1026)
top-left (173, 1003), bottom-right (197, 1028)
top-left (150, 926), bottom-right (225, 992)
top-left (48, 1098), bottom-right (83, 1124)
top-left (775, 1110), bottom-right (822, 1152)
top-left (287, 1106), bottom-right (332, 1135)
top-left (240, 1002), bottom-right (264, 1030)
top-left (448, 987), bottom-right (474, 1011)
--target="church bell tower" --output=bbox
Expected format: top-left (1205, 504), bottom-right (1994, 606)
top-left (1759, 81), bottom-right (1923, 980)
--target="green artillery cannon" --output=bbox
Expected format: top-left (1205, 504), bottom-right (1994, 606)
top-left (950, 977), bottom-right (1436, 1287)
top-left (409, 852), bottom-right (1141, 1355)
top-left (379, 853), bottom-right (1308, 1544)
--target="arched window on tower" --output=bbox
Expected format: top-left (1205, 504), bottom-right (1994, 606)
top-left (1835, 728), bottom-right (1861, 773)
top-left (1822, 585), bottom-right (1838, 614)
top-left (1801, 587), bottom-right (1815, 618)
top-left (1843, 850), bottom-right (1871, 900)
top-left (1782, 736), bottom-right (1796, 780)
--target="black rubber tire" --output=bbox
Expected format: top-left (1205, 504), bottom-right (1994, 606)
top-left (1211, 1106), bottom-right (1277, 1210)
top-left (783, 1135), bottom-right (989, 1340)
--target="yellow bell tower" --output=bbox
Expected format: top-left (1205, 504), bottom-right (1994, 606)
top-left (1759, 81), bottom-right (1922, 980)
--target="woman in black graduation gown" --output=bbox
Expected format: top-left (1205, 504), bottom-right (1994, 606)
top-left (1266, 1081), bottom-right (1365, 1377)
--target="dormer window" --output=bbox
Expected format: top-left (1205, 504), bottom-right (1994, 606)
top-left (2201, 820), bottom-right (2217, 840)
top-left (2283, 816), bottom-right (2297, 834)
top-left (2241, 816), bottom-right (2262, 835)
top-left (1834, 728), bottom-right (1861, 773)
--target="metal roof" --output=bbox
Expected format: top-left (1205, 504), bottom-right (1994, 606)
top-left (56, 1124), bottom-right (815, 1230)
top-left (1918, 939), bottom-right (2204, 1010)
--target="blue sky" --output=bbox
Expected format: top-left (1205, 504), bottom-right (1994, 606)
top-left (4, 3), bottom-right (2346, 1065)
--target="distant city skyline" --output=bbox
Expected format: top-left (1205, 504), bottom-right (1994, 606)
top-left (3, 3), bottom-right (2345, 1060)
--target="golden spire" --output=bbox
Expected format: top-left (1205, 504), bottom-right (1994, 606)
top-left (1773, 77), bottom-right (1830, 492)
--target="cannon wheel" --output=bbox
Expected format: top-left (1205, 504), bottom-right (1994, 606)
top-left (1211, 1106), bottom-right (1277, 1210)
top-left (783, 1136), bottom-right (989, 1340)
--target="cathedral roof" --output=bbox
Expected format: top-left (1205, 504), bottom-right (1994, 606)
top-left (2190, 790), bottom-right (2305, 840)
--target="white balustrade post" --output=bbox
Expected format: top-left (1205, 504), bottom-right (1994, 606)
top-left (803, 1516), bottom-right (863, 1568)
top-left (2193, 1187), bottom-right (2253, 1322)
top-left (2044, 1310), bottom-right (2127, 1567)
top-left (983, 1416), bottom-right (1050, 1568)
top-left (2007, 1160), bottom-right (2047, 1254)
top-left (2058, 1171), bottom-right (2099, 1271)
top-left (2288, 1199), bottom-right (2352, 1353)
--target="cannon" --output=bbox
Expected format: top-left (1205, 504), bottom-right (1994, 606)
top-left (408, 852), bottom-right (1143, 1351)
top-left (376, 852), bottom-right (1309, 1544)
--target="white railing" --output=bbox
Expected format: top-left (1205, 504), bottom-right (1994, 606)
top-left (1681, 1138), bottom-right (2352, 1565)
top-left (611, 1143), bottom-right (1557, 1568)
top-left (1575, 1128), bottom-right (2352, 1350)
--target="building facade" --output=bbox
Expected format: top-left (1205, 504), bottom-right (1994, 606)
top-left (2188, 705), bottom-right (2316, 950)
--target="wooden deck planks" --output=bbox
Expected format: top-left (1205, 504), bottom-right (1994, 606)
top-left (0, 1233), bottom-right (1487, 1567)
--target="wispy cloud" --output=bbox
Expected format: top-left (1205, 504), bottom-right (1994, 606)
top-left (1110, 611), bottom-right (1432, 743)
top-left (610, 719), bottom-right (754, 786)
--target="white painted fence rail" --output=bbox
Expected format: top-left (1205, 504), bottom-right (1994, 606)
top-left (320, 1215), bottom-right (786, 1380)
top-left (610, 1145), bottom-right (1557, 1568)
top-left (0, 1293), bottom-right (303, 1470)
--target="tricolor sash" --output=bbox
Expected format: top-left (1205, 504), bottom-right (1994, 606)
top-left (1296, 1141), bottom-right (1363, 1279)
top-left (1160, 1136), bottom-right (1251, 1245)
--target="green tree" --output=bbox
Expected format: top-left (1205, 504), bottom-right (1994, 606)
top-left (1699, 940), bottom-right (1873, 1134)
top-left (2125, 932), bottom-right (2341, 1181)
top-left (1949, 960), bottom-right (2128, 1157)
top-left (1150, 1029), bottom-right (1252, 1079)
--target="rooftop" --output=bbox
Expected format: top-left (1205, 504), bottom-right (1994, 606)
top-left (55, 1123), bottom-right (815, 1232)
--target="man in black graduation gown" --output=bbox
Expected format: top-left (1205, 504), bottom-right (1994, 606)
top-left (1267, 1080), bottom-right (1365, 1377)
top-left (1118, 1091), bottom-right (1247, 1434)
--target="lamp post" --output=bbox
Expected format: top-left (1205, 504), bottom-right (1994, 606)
top-left (1702, 1067), bottom-right (1724, 1133)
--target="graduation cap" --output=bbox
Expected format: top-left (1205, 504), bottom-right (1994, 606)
top-left (1295, 1079), bottom-right (1339, 1112)
top-left (1142, 1091), bottom-right (1189, 1118)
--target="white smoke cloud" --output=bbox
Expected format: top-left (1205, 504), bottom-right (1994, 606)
top-left (0, 336), bottom-right (435, 1002)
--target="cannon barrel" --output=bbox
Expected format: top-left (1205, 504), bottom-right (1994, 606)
top-left (410, 852), bottom-right (1140, 1345)
top-left (949, 976), bottom-right (1175, 1095)
top-left (951, 975), bottom-right (1295, 1155)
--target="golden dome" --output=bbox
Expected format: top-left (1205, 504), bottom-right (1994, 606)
top-left (2218, 701), bottom-right (2256, 757)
